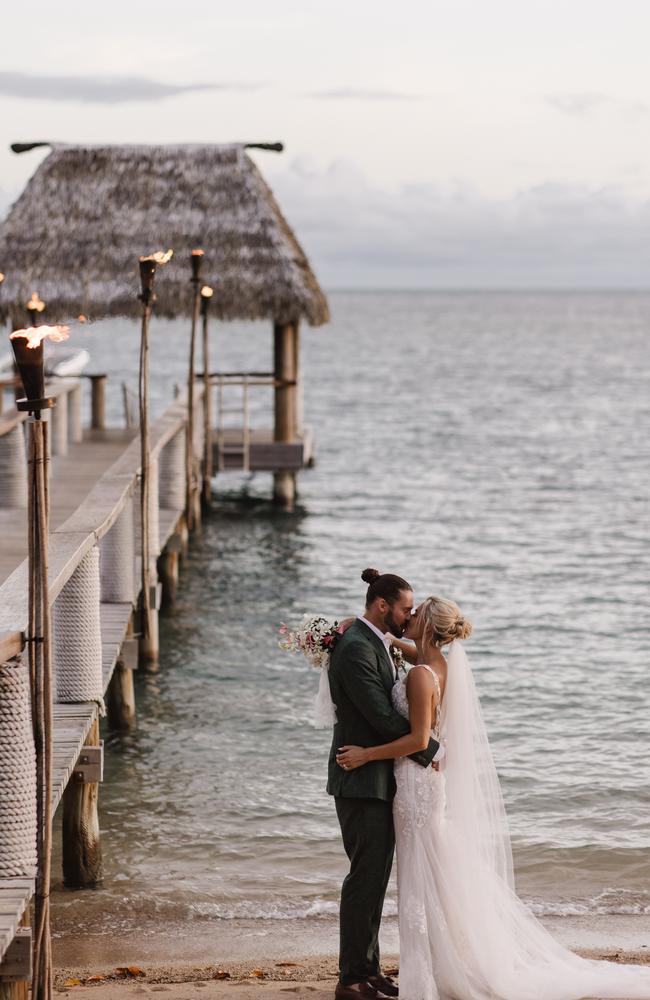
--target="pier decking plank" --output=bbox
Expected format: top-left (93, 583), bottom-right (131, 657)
top-left (52, 702), bottom-right (98, 812)
top-left (100, 602), bottom-right (134, 693)
top-left (0, 878), bottom-right (33, 966)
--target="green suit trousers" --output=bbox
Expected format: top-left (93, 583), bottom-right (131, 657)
top-left (335, 796), bottom-right (395, 986)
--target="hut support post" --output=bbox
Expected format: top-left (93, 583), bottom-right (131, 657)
top-left (273, 321), bottom-right (298, 509)
top-left (89, 375), bottom-right (106, 431)
top-left (61, 717), bottom-right (103, 887)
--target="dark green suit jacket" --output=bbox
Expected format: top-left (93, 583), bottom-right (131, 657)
top-left (326, 619), bottom-right (440, 801)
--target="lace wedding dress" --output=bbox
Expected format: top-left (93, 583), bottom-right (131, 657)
top-left (391, 643), bottom-right (650, 1000)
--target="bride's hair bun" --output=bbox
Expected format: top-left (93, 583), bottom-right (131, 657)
top-left (361, 567), bottom-right (381, 584)
top-left (419, 596), bottom-right (473, 646)
top-left (454, 617), bottom-right (473, 641)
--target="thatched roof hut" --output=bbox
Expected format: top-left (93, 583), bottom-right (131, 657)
top-left (0, 143), bottom-right (329, 326)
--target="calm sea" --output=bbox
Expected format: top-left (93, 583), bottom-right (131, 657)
top-left (50, 291), bottom-right (650, 956)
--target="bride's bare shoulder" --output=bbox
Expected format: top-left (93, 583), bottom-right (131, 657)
top-left (405, 664), bottom-right (437, 688)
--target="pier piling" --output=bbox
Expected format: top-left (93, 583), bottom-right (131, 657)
top-left (61, 718), bottom-right (103, 888)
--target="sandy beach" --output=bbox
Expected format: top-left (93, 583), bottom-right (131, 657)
top-left (52, 950), bottom-right (650, 1000)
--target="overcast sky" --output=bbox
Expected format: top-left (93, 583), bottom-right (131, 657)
top-left (2, 0), bottom-right (650, 287)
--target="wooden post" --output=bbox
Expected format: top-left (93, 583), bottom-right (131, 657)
top-left (177, 513), bottom-right (190, 564)
top-left (50, 391), bottom-right (68, 456)
top-left (158, 535), bottom-right (181, 610)
top-left (67, 383), bottom-right (83, 443)
top-left (273, 321), bottom-right (297, 509)
top-left (106, 660), bottom-right (136, 730)
top-left (89, 375), bottom-right (107, 431)
top-left (61, 717), bottom-right (103, 888)
top-left (201, 293), bottom-right (213, 507)
top-left (186, 254), bottom-right (202, 532)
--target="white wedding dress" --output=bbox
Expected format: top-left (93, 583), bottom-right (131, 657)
top-left (391, 642), bottom-right (650, 1000)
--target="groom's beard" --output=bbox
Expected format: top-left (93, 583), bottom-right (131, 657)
top-left (384, 610), bottom-right (405, 638)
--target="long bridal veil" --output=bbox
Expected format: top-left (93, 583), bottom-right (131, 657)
top-left (422, 641), bottom-right (650, 1000)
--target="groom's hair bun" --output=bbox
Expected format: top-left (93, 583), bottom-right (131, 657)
top-left (362, 568), bottom-right (412, 607)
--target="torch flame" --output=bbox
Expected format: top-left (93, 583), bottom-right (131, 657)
top-left (27, 291), bottom-right (46, 313)
top-left (10, 325), bottom-right (71, 349)
top-left (0, 272), bottom-right (5, 283)
top-left (139, 249), bottom-right (174, 264)
top-left (191, 248), bottom-right (205, 257)
top-left (200, 285), bottom-right (214, 298)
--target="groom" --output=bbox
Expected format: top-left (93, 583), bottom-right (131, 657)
top-left (327, 570), bottom-right (443, 999)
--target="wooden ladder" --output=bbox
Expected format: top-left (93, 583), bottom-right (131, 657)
top-left (215, 375), bottom-right (251, 472)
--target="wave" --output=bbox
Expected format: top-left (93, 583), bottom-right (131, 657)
top-left (527, 888), bottom-right (650, 917)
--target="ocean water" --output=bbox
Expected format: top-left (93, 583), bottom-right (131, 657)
top-left (50, 291), bottom-right (650, 954)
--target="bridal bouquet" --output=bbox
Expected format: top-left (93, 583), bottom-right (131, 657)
top-left (278, 615), bottom-right (343, 727)
top-left (278, 615), bottom-right (344, 670)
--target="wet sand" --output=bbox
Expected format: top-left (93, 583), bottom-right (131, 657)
top-left (53, 950), bottom-right (650, 999)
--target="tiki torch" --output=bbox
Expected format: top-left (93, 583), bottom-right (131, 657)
top-left (200, 285), bottom-right (214, 506)
top-left (137, 250), bottom-right (172, 659)
top-left (26, 291), bottom-right (46, 326)
top-left (186, 250), bottom-right (203, 531)
top-left (10, 322), bottom-right (70, 1000)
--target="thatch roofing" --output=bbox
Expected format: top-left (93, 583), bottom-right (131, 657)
top-left (0, 143), bottom-right (329, 326)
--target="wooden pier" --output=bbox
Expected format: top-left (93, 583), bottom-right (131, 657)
top-left (0, 140), bottom-right (331, 994)
top-left (0, 375), bottom-right (205, 986)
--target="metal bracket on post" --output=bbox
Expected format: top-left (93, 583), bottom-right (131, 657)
top-left (72, 741), bottom-right (104, 783)
top-left (0, 927), bottom-right (32, 981)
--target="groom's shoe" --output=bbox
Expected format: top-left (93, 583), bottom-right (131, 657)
top-left (367, 974), bottom-right (399, 997)
top-left (334, 982), bottom-right (393, 999)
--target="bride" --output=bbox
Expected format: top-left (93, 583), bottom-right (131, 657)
top-left (336, 596), bottom-right (650, 1000)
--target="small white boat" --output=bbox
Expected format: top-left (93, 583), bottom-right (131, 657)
top-left (0, 347), bottom-right (90, 378)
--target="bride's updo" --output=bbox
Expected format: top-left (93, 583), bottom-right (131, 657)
top-left (419, 596), bottom-right (472, 646)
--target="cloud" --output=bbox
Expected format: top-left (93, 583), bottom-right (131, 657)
top-left (266, 158), bottom-right (650, 287)
top-left (307, 87), bottom-right (421, 102)
top-left (0, 71), bottom-right (261, 104)
top-left (545, 92), bottom-right (649, 117)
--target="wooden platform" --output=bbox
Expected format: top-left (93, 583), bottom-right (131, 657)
top-left (213, 427), bottom-right (313, 472)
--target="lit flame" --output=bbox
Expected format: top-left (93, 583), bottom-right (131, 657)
top-left (10, 325), bottom-right (71, 349)
top-left (27, 291), bottom-right (46, 313)
top-left (0, 272), bottom-right (5, 283)
top-left (191, 248), bottom-right (204, 257)
top-left (78, 314), bottom-right (88, 323)
top-left (200, 285), bottom-right (214, 298)
top-left (139, 249), bottom-right (173, 264)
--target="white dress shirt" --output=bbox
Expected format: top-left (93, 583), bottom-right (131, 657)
top-left (358, 615), bottom-right (397, 679)
top-left (357, 615), bottom-right (445, 764)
